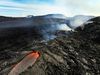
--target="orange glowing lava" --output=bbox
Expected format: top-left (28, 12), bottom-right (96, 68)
top-left (29, 51), bottom-right (40, 59)
top-left (8, 51), bottom-right (40, 75)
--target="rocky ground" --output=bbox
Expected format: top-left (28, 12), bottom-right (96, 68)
top-left (0, 17), bottom-right (100, 75)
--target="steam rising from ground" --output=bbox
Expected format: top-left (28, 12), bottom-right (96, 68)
top-left (40, 24), bottom-right (72, 40)
top-left (68, 15), bottom-right (94, 29)
top-left (0, 15), bottom-right (94, 41)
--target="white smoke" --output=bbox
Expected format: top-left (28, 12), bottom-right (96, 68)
top-left (39, 23), bottom-right (72, 41)
top-left (68, 15), bottom-right (94, 29)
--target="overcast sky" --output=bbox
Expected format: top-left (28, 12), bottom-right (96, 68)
top-left (0, 0), bottom-right (99, 17)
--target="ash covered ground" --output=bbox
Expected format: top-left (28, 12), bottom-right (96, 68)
top-left (0, 15), bottom-right (100, 75)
